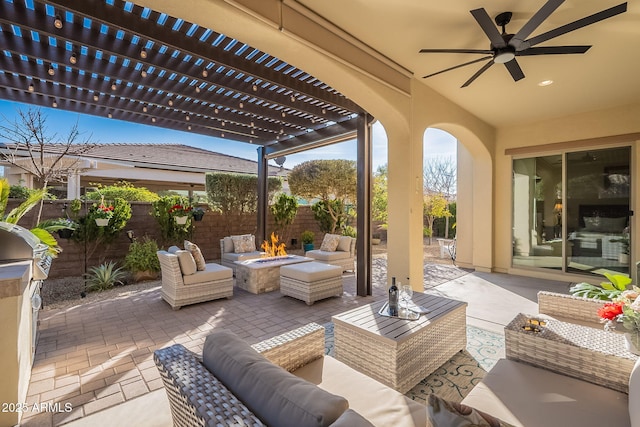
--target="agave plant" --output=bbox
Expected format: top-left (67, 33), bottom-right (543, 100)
top-left (84, 261), bottom-right (127, 292)
top-left (569, 272), bottom-right (633, 301)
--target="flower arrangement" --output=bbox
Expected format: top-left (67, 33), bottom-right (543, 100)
top-left (168, 204), bottom-right (192, 216)
top-left (598, 288), bottom-right (640, 333)
top-left (94, 204), bottom-right (114, 219)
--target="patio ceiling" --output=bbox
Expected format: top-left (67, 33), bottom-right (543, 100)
top-left (0, 0), bottom-right (365, 153)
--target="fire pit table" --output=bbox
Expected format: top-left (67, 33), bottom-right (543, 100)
top-left (234, 255), bottom-right (313, 294)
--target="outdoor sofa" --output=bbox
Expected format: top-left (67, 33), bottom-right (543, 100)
top-left (157, 246), bottom-right (233, 310)
top-left (220, 234), bottom-right (263, 274)
top-left (305, 234), bottom-right (355, 272)
top-left (154, 321), bottom-right (638, 427)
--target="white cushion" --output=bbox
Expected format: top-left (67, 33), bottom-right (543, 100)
top-left (320, 234), bottom-right (341, 251)
top-left (175, 250), bottom-right (197, 275)
top-left (222, 237), bottom-right (234, 253)
top-left (280, 262), bottom-right (342, 282)
top-left (305, 250), bottom-right (351, 262)
top-left (183, 263), bottom-right (232, 285)
top-left (337, 236), bottom-right (352, 252)
top-left (222, 251), bottom-right (263, 262)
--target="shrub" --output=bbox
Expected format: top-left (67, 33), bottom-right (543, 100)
top-left (301, 230), bottom-right (314, 244)
top-left (151, 195), bottom-right (192, 246)
top-left (84, 261), bottom-right (127, 292)
top-left (9, 185), bottom-right (34, 199)
top-left (85, 181), bottom-right (159, 202)
top-left (124, 238), bottom-right (161, 274)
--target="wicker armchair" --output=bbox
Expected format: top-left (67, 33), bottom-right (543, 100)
top-left (305, 235), bottom-right (355, 272)
top-left (154, 323), bottom-right (325, 426)
top-left (537, 291), bottom-right (603, 325)
top-left (157, 250), bottom-right (233, 310)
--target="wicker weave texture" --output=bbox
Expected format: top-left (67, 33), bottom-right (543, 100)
top-left (157, 251), bottom-right (233, 310)
top-left (280, 275), bottom-right (343, 305)
top-left (505, 312), bottom-right (637, 393)
top-left (252, 323), bottom-right (325, 372)
top-left (537, 291), bottom-right (603, 324)
top-left (334, 304), bottom-right (466, 393)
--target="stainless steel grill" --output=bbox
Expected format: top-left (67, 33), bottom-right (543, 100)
top-left (0, 221), bottom-right (52, 360)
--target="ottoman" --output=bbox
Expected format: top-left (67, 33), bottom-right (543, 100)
top-left (280, 262), bottom-right (343, 305)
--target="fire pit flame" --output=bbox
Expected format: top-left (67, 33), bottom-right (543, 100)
top-left (261, 232), bottom-right (287, 257)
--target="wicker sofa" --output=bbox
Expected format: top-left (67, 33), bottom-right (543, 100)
top-left (305, 234), bottom-right (355, 272)
top-left (537, 290), bottom-right (603, 325)
top-left (154, 323), bottom-right (429, 427)
top-left (219, 235), bottom-right (263, 274)
top-left (156, 250), bottom-right (233, 310)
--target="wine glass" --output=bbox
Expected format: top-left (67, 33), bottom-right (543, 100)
top-left (400, 285), bottom-right (413, 310)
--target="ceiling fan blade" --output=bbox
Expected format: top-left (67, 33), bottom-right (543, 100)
top-left (461, 61), bottom-right (495, 88)
top-left (504, 59), bottom-right (525, 82)
top-left (423, 56), bottom-right (493, 79)
top-left (517, 45), bottom-right (591, 55)
top-left (419, 48), bottom-right (493, 54)
top-left (470, 8), bottom-right (506, 48)
top-left (526, 3), bottom-right (627, 48)
top-left (510, 0), bottom-right (564, 50)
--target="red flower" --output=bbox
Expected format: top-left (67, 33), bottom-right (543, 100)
top-left (598, 302), bottom-right (624, 320)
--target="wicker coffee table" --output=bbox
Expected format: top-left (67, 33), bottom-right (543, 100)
top-left (234, 255), bottom-right (313, 294)
top-left (332, 292), bottom-right (467, 393)
top-left (505, 312), bottom-right (637, 393)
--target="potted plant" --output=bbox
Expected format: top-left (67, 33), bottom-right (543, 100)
top-left (191, 207), bottom-right (205, 221)
top-left (372, 233), bottom-right (381, 245)
top-left (168, 203), bottom-right (192, 225)
top-left (123, 237), bottom-right (161, 282)
top-left (301, 230), bottom-right (315, 252)
top-left (93, 203), bottom-right (114, 226)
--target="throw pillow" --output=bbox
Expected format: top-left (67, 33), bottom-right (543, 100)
top-left (337, 236), bottom-right (352, 252)
top-left (223, 236), bottom-right (234, 253)
top-left (167, 246), bottom-right (180, 254)
top-left (232, 234), bottom-right (256, 253)
top-left (203, 330), bottom-right (348, 427)
top-left (175, 250), bottom-right (197, 276)
top-left (184, 240), bottom-right (206, 271)
top-left (320, 234), bottom-right (341, 252)
top-left (427, 394), bottom-right (515, 427)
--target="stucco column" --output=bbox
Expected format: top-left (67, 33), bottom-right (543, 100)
top-left (386, 125), bottom-right (424, 291)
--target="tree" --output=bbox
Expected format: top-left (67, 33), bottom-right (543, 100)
top-left (270, 193), bottom-right (298, 245)
top-left (0, 107), bottom-right (95, 223)
top-left (423, 156), bottom-right (457, 200)
top-left (372, 164), bottom-right (388, 226)
top-left (423, 193), bottom-right (451, 245)
top-left (288, 159), bottom-right (356, 234)
top-left (205, 172), bottom-right (282, 235)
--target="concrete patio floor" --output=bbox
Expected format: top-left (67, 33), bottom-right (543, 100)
top-left (20, 267), bottom-right (571, 426)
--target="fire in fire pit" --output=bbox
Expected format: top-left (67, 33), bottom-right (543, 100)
top-left (261, 232), bottom-right (287, 257)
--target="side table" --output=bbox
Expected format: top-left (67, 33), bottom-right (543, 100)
top-left (505, 312), bottom-right (637, 393)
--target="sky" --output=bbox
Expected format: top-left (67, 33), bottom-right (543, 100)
top-left (0, 99), bottom-right (456, 171)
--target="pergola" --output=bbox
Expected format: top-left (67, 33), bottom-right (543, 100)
top-left (0, 0), bottom-right (374, 295)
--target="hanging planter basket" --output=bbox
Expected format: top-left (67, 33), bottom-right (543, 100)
top-left (95, 218), bottom-right (110, 227)
top-left (192, 211), bottom-right (205, 222)
top-left (57, 229), bottom-right (74, 239)
top-left (174, 216), bottom-right (188, 225)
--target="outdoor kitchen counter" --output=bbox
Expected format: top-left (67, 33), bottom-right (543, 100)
top-left (0, 260), bottom-right (30, 298)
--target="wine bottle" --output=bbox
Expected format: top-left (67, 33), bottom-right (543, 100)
top-left (389, 276), bottom-right (399, 316)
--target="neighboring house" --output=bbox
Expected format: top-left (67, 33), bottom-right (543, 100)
top-left (0, 143), bottom-right (289, 199)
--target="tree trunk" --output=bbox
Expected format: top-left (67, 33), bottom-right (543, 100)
top-left (36, 182), bottom-right (48, 225)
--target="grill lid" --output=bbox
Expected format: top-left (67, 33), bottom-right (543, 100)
top-left (0, 221), bottom-right (49, 262)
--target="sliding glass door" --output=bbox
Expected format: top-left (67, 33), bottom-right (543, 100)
top-left (513, 146), bottom-right (631, 277)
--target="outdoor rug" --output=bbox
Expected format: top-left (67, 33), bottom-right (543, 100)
top-left (324, 322), bottom-right (504, 403)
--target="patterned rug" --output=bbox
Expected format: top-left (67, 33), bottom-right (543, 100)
top-left (324, 323), bottom-right (504, 403)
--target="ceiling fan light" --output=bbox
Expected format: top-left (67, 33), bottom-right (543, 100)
top-left (494, 51), bottom-right (515, 64)
top-left (53, 15), bottom-right (63, 29)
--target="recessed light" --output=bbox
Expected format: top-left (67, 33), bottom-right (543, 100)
top-left (538, 80), bottom-right (553, 87)
top-left (54, 15), bottom-right (63, 29)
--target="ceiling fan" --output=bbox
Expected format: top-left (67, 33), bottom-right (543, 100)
top-left (419, 0), bottom-right (627, 87)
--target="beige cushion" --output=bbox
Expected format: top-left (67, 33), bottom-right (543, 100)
top-left (293, 356), bottom-right (427, 427)
top-left (330, 409), bottom-right (374, 426)
top-left (222, 236), bottom-right (234, 253)
top-left (175, 250), bottom-right (197, 276)
top-left (427, 394), bottom-right (514, 426)
top-left (462, 359), bottom-right (630, 427)
top-left (232, 234), bottom-right (256, 253)
top-left (305, 250), bottom-right (351, 262)
top-left (184, 240), bottom-right (206, 271)
top-left (222, 251), bottom-right (263, 263)
top-left (182, 263), bottom-right (232, 285)
top-left (337, 236), bottom-right (352, 252)
top-left (281, 262), bottom-right (342, 282)
top-left (320, 234), bottom-right (341, 251)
